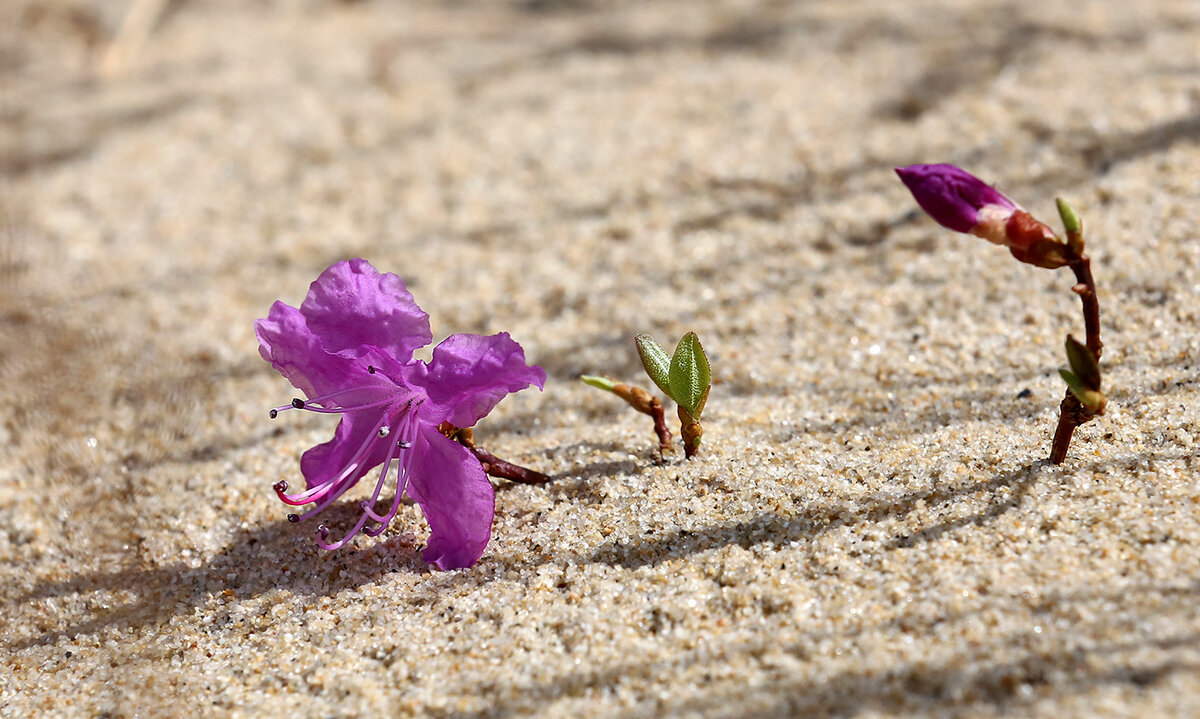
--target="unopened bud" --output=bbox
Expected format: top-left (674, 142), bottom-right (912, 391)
top-left (897, 164), bottom-right (1078, 269)
top-left (895, 164), bottom-right (1019, 236)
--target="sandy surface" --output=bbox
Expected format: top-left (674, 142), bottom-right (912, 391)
top-left (4, 0), bottom-right (1200, 716)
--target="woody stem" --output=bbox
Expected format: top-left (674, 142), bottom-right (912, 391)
top-left (649, 397), bottom-right (672, 460)
top-left (1049, 255), bottom-right (1102, 465)
top-left (469, 446), bottom-right (555, 485)
top-left (441, 422), bottom-right (554, 484)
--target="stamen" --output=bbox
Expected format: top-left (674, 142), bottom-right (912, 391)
top-left (314, 512), bottom-right (373, 550)
top-left (358, 427), bottom-right (403, 523)
top-left (304, 384), bottom-right (383, 405)
top-left (279, 382), bottom-right (394, 413)
top-left (289, 396), bottom-right (399, 415)
top-left (363, 412), bottom-right (419, 526)
top-left (274, 393), bottom-right (424, 545)
top-left (275, 411), bottom-right (392, 506)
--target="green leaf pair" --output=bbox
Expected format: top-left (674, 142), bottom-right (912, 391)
top-left (635, 332), bottom-right (711, 418)
top-left (1059, 335), bottom-right (1105, 412)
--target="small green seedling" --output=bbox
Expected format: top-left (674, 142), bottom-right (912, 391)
top-left (582, 331), bottom-right (713, 460)
top-left (636, 332), bottom-right (711, 459)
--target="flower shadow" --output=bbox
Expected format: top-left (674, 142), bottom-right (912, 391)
top-left (9, 502), bottom-right (431, 652)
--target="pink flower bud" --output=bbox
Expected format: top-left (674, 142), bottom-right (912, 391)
top-left (896, 163), bottom-right (1074, 269)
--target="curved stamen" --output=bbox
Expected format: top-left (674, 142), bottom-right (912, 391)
top-left (294, 398), bottom-right (398, 414)
top-left (356, 428), bottom-right (403, 523)
top-left (272, 395), bottom-right (398, 417)
top-left (275, 410), bottom-right (393, 506)
top-left (318, 425), bottom-right (407, 545)
top-left (361, 412), bottom-right (420, 526)
top-left (277, 393), bottom-right (425, 548)
top-left (301, 382), bottom-right (393, 408)
top-left (315, 511), bottom-right (373, 550)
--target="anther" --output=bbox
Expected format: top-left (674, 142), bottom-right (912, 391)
top-left (397, 440), bottom-right (412, 449)
top-left (378, 426), bottom-right (390, 437)
top-left (287, 513), bottom-right (300, 523)
top-left (269, 409), bottom-right (278, 419)
top-left (317, 524), bottom-right (330, 539)
top-left (273, 481), bottom-right (289, 493)
top-left (367, 365), bottom-right (376, 374)
top-left (292, 398), bottom-right (306, 409)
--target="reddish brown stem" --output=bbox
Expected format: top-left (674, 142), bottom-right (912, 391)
top-left (612, 384), bottom-right (673, 460)
top-left (1071, 257), bottom-right (1102, 360)
top-left (440, 422), bottom-right (554, 484)
top-left (469, 446), bottom-right (555, 485)
top-left (678, 405), bottom-right (703, 460)
top-left (1049, 255), bottom-right (1103, 465)
top-left (649, 397), bottom-right (672, 459)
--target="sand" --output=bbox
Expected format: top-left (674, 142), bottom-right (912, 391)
top-left (3, 0), bottom-right (1200, 716)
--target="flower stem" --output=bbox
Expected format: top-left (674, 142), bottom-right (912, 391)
top-left (1049, 256), bottom-right (1103, 465)
top-left (440, 422), bottom-right (554, 484)
top-left (469, 446), bottom-right (555, 485)
top-left (1071, 258), bottom-right (1102, 360)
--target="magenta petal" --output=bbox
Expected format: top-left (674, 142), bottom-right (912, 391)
top-left (256, 301), bottom-right (357, 399)
top-left (413, 332), bottom-right (546, 428)
top-left (300, 409), bottom-right (391, 491)
top-left (895, 164), bottom-right (1017, 233)
top-left (300, 258), bottom-right (433, 363)
top-left (407, 424), bottom-right (494, 570)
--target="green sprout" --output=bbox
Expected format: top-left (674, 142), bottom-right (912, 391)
top-left (635, 332), bottom-right (711, 459)
top-left (582, 331), bottom-right (713, 461)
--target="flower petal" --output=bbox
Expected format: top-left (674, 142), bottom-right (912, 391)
top-left (413, 332), bottom-right (546, 428)
top-left (301, 258), bottom-right (432, 362)
top-left (300, 408), bottom-right (391, 491)
top-left (256, 299), bottom-right (404, 405)
top-left (406, 424), bottom-right (494, 570)
top-left (256, 300), bottom-right (357, 399)
top-left (895, 164), bottom-right (1017, 234)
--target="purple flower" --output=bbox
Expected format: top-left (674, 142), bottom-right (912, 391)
top-left (895, 163), bottom-right (1071, 269)
top-left (255, 259), bottom-right (545, 570)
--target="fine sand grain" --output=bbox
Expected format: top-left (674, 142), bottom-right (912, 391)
top-left (3, 1), bottom-right (1200, 716)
